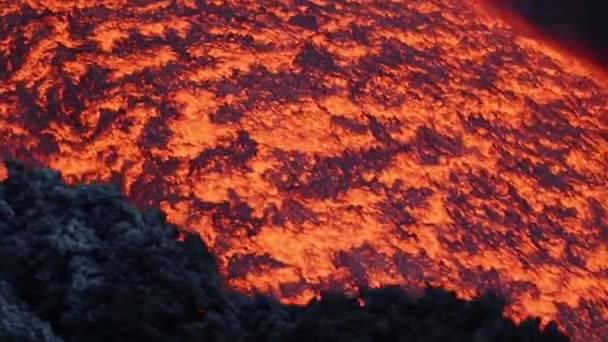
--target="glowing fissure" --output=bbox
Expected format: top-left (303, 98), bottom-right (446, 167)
top-left (0, 1), bottom-right (607, 341)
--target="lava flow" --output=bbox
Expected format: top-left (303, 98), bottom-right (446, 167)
top-left (1, 1), bottom-right (607, 341)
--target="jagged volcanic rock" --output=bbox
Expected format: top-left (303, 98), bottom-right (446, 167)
top-left (0, 161), bottom-right (570, 341)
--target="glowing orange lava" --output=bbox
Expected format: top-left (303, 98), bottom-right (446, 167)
top-left (1, 1), bottom-right (607, 341)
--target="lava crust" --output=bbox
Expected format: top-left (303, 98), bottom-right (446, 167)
top-left (0, 161), bottom-right (570, 341)
top-left (0, 1), bottom-right (607, 341)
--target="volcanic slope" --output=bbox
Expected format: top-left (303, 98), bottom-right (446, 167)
top-left (0, 1), bottom-right (607, 341)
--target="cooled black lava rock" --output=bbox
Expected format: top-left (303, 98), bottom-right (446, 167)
top-left (0, 160), bottom-right (570, 341)
top-left (0, 160), bottom-right (227, 341)
top-left (0, 281), bottom-right (63, 342)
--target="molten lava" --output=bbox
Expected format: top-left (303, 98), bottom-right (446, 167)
top-left (0, 1), bottom-right (607, 341)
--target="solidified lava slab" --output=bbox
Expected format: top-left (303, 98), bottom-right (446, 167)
top-left (0, 1), bottom-right (607, 341)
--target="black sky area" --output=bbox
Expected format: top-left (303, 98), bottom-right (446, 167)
top-left (500, 0), bottom-right (607, 67)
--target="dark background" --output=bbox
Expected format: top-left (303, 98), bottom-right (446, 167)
top-left (494, 0), bottom-right (606, 68)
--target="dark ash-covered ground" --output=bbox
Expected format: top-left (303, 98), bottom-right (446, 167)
top-left (0, 161), bottom-right (570, 341)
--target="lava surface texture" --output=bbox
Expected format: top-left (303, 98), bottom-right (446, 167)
top-left (0, 1), bottom-right (607, 341)
top-left (0, 161), bottom-right (570, 341)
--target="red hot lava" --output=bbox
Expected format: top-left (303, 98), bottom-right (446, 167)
top-left (0, 1), bottom-right (607, 341)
